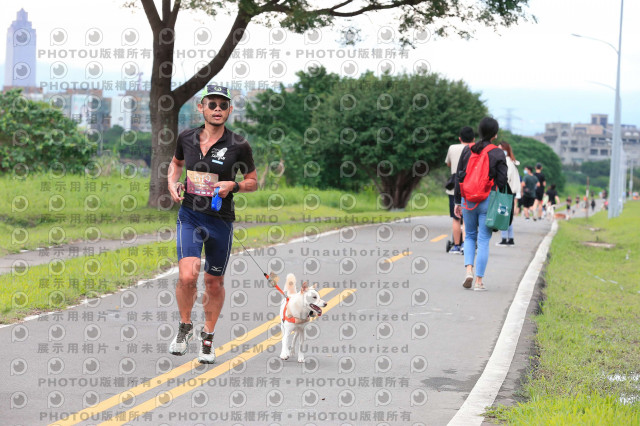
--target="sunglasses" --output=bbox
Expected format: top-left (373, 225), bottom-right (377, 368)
top-left (203, 101), bottom-right (230, 111)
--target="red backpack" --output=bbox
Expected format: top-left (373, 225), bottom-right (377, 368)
top-left (460, 143), bottom-right (498, 210)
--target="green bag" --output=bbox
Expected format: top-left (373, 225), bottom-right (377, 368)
top-left (485, 187), bottom-right (514, 231)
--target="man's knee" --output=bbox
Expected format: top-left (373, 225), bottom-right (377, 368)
top-left (204, 275), bottom-right (224, 292)
top-left (177, 271), bottom-right (198, 289)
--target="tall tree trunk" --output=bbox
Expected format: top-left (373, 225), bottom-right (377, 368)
top-left (142, 0), bottom-right (252, 207)
top-left (379, 170), bottom-right (425, 210)
top-left (147, 22), bottom-right (177, 208)
top-left (148, 101), bottom-right (179, 209)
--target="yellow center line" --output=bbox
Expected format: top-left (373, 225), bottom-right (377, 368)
top-left (51, 288), bottom-right (336, 426)
top-left (430, 234), bottom-right (448, 242)
top-left (96, 289), bottom-right (357, 426)
top-left (385, 251), bottom-right (412, 263)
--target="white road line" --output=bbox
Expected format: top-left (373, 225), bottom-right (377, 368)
top-left (448, 220), bottom-right (558, 425)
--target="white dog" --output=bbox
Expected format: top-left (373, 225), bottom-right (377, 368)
top-left (279, 273), bottom-right (327, 362)
top-left (546, 202), bottom-right (556, 221)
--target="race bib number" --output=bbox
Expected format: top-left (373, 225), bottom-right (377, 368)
top-left (186, 170), bottom-right (219, 196)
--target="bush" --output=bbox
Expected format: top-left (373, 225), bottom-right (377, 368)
top-left (0, 89), bottom-right (96, 174)
top-left (500, 131), bottom-right (565, 191)
top-left (101, 125), bottom-right (152, 166)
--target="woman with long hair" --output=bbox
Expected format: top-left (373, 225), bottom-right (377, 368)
top-left (453, 117), bottom-right (508, 291)
top-left (497, 141), bottom-right (520, 246)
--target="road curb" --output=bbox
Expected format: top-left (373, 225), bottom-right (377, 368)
top-left (448, 220), bottom-right (559, 425)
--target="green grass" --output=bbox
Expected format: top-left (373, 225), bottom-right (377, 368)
top-left (488, 201), bottom-right (640, 424)
top-left (561, 182), bottom-right (605, 200)
top-left (0, 174), bottom-right (448, 255)
top-left (0, 220), bottom-right (353, 323)
top-left (487, 393), bottom-right (640, 425)
top-left (0, 172), bottom-right (448, 322)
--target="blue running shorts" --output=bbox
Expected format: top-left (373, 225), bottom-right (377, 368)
top-left (176, 206), bottom-right (234, 276)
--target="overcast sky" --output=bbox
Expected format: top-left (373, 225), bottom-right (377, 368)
top-left (2, 0), bottom-right (638, 135)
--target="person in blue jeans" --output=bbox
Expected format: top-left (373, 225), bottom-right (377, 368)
top-left (453, 117), bottom-right (508, 291)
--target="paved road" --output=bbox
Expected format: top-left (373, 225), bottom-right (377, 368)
top-left (2, 215), bottom-right (553, 425)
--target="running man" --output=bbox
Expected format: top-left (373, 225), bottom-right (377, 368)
top-left (167, 84), bottom-right (257, 363)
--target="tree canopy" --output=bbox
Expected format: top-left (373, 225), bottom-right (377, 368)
top-left (500, 131), bottom-right (565, 191)
top-left (311, 70), bottom-right (488, 208)
top-left (237, 67), bottom-right (343, 188)
top-left (130, 0), bottom-right (534, 207)
top-left (0, 90), bottom-right (96, 174)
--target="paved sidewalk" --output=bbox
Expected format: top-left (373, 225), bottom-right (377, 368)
top-left (0, 202), bottom-right (605, 277)
top-left (0, 219), bottom-right (271, 276)
top-left (1, 214), bottom-right (552, 425)
top-left (0, 232), bottom-right (169, 276)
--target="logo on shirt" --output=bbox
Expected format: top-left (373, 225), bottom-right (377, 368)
top-left (211, 147), bottom-right (226, 165)
top-left (215, 148), bottom-right (227, 160)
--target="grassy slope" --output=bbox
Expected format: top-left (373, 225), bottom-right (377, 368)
top-left (0, 174), bottom-right (447, 254)
top-left (0, 174), bottom-right (448, 322)
top-left (488, 202), bottom-right (640, 424)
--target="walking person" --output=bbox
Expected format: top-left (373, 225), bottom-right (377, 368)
top-left (496, 141), bottom-right (519, 247)
top-left (445, 126), bottom-right (475, 254)
top-left (546, 184), bottom-right (560, 206)
top-left (521, 166), bottom-right (538, 220)
top-left (546, 184), bottom-right (560, 218)
top-left (533, 163), bottom-right (546, 220)
top-left (454, 117), bottom-right (508, 291)
top-left (167, 84), bottom-right (257, 363)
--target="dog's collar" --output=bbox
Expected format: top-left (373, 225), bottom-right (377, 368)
top-left (282, 298), bottom-right (310, 324)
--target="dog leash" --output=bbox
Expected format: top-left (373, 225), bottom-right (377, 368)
top-left (176, 188), bottom-right (290, 300)
top-left (234, 230), bottom-right (313, 324)
top-left (185, 189), bottom-right (288, 299)
top-left (232, 237), bottom-right (287, 299)
top-left (234, 237), bottom-right (303, 323)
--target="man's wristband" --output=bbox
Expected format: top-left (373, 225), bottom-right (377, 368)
top-left (232, 181), bottom-right (240, 193)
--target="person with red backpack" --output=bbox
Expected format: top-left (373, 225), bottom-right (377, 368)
top-left (453, 117), bottom-right (508, 291)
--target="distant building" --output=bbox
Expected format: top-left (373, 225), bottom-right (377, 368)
top-left (178, 96), bottom-right (202, 132)
top-left (536, 114), bottom-right (640, 165)
top-left (228, 88), bottom-right (245, 124)
top-left (4, 9), bottom-right (36, 89)
top-left (123, 90), bottom-right (152, 133)
top-left (42, 89), bottom-right (111, 131)
top-left (234, 88), bottom-right (266, 124)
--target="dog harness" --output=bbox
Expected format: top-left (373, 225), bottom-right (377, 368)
top-left (282, 298), bottom-right (310, 324)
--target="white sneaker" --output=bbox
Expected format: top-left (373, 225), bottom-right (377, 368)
top-left (169, 322), bottom-right (193, 356)
top-left (198, 330), bottom-right (216, 364)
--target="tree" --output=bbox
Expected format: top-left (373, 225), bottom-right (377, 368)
top-left (131, 0), bottom-right (533, 208)
top-left (500, 131), bottom-right (565, 191)
top-left (580, 160), bottom-right (610, 180)
top-left (101, 125), bottom-right (153, 166)
top-left (311, 72), bottom-right (487, 209)
top-left (237, 67), bottom-right (343, 188)
top-left (0, 89), bottom-right (96, 174)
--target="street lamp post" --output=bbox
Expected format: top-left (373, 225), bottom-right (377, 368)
top-left (611, 0), bottom-right (624, 217)
top-left (572, 0), bottom-right (625, 218)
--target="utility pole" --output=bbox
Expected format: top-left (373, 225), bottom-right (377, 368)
top-left (609, 0), bottom-right (624, 218)
top-left (572, 0), bottom-right (625, 218)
